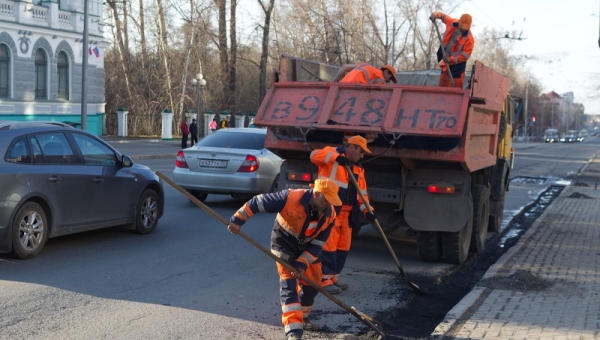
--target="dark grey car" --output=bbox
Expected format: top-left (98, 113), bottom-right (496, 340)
top-left (0, 121), bottom-right (164, 259)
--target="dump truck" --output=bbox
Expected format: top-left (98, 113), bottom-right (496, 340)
top-left (254, 55), bottom-right (522, 264)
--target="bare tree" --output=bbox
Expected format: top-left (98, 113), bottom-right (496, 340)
top-left (257, 0), bottom-right (275, 102)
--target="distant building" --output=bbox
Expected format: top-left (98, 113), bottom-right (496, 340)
top-left (0, 0), bottom-right (107, 135)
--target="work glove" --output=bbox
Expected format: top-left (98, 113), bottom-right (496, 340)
top-left (335, 155), bottom-right (349, 166)
top-left (429, 13), bottom-right (436, 22)
top-left (366, 211), bottom-right (377, 223)
top-left (448, 56), bottom-right (456, 64)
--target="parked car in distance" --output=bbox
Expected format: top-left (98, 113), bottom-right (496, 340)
top-left (0, 121), bottom-right (164, 259)
top-left (173, 128), bottom-right (283, 201)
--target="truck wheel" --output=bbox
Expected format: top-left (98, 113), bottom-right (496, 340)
top-left (470, 185), bottom-right (490, 253)
top-left (442, 198), bottom-right (473, 265)
top-left (417, 231), bottom-right (442, 262)
top-left (488, 199), bottom-right (504, 232)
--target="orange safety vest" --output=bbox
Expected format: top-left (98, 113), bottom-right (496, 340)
top-left (274, 190), bottom-right (336, 242)
top-left (433, 12), bottom-right (474, 73)
top-left (310, 146), bottom-right (370, 215)
top-left (340, 63), bottom-right (386, 84)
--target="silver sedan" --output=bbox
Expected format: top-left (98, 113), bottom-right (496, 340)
top-left (173, 128), bottom-right (284, 201)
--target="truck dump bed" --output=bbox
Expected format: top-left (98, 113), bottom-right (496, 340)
top-left (256, 58), bottom-right (510, 173)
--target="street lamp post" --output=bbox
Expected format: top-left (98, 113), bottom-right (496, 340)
top-left (191, 73), bottom-right (207, 136)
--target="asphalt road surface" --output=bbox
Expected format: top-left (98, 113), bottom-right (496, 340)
top-left (1, 137), bottom-right (598, 340)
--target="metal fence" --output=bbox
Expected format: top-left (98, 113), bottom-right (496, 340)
top-left (104, 112), bottom-right (164, 136)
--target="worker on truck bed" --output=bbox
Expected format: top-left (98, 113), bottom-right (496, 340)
top-left (333, 63), bottom-right (397, 84)
top-left (227, 179), bottom-right (341, 340)
top-left (430, 11), bottom-right (474, 89)
top-left (310, 135), bottom-right (375, 294)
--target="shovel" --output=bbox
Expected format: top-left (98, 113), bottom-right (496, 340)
top-left (432, 20), bottom-right (456, 88)
top-left (344, 166), bottom-right (426, 295)
top-left (155, 171), bottom-right (385, 338)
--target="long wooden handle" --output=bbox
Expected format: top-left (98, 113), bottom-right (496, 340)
top-left (154, 171), bottom-right (384, 335)
top-left (433, 22), bottom-right (456, 88)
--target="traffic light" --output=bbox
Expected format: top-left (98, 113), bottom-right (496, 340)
top-left (531, 116), bottom-right (536, 122)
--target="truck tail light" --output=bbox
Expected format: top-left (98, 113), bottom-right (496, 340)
top-left (427, 184), bottom-right (455, 194)
top-left (238, 155), bottom-right (259, 172)
top-left (175, 150), bottom-right (188, 168)
top-left (287, 172), bottom-right (312, 182)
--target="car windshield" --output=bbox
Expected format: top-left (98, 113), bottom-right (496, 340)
top-left (198, 131), bottom-right (265, 150)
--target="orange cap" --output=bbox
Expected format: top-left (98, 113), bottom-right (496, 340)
top-left (313, 179), bottom-right (342, 206)
top-left (459, 14), bottom-right (472, 30)
top-left (347, 135), bottom-right (371, 153)
top-left (380, 65), bottom-right (398, 83)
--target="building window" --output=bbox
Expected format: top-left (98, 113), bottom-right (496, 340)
top-left (35, 49), bottom-right (47, 99)
top-left (0, 45), bottom-right (9, 97)
top-left (57, 51), bottom-right (69, 100)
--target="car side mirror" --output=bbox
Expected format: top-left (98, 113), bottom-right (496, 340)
top-left (121, 155), bottom-right (133, 167)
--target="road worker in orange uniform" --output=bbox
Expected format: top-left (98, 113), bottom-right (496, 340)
top-left (333, 63), bottom-right (397, 84)
top-left (227, 179), bottom-right (341, 340)
top-left (310, 135), bottom-right (375, 294)
top-left (430, 11), bottom-right (474, 89)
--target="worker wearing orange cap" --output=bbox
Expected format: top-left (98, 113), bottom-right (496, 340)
top-left (429, 12), bottom-right (475, 89)
top-left (310, 135), bottom-right (375, 294)
top-left (228, 178), bottom-right (341, 340)
top-left (333, 63), bottom-right (398, 84)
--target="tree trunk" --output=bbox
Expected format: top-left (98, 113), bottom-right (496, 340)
top-left (228, 0), bottom-right (237, 114)
top-left (156, 0), bottom-right (175, 117)
top-left (216, 0), bottom-right (229, 115)
top-left (108, 1), bottom-right (133, 104)
top-left (179, 0), bottom-right (197, 119)
top-left (257, 0), bottom-right (275, 103)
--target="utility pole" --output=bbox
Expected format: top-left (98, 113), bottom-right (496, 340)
top-left (81, 0), bottom-right (89, 130)
top-left (524, 79), bottom-right (529, 141)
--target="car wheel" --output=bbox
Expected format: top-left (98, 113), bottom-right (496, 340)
top-left (270, 175), bottom-right (280, 193)
top-left (134, 189), bottom-right (160, 235)
top-left (11, 202), bottom-right (48, 259)
top-left (188, 190), bottom-right (208, 202)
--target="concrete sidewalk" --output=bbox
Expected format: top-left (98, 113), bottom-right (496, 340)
top-left (431, 158), bottom-right (600, 339)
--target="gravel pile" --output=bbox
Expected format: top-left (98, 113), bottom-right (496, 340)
top-left (479, 270), bottom-right (553, 291)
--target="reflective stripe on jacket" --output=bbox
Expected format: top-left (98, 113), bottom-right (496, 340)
top-left (340, 63), bottom-right (386, 84)
top-left (230, 189), bottom-right (336, 271)
top-left (310, 146), bottom-right (371, 217)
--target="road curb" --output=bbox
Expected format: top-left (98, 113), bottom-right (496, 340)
top-left (430, 185), bottom-right (569, 338)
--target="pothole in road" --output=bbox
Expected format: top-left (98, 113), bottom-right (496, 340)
top-left (317, 185), bottom-right (565, 340)
top-left (509, 176), bottom-right (549, 185)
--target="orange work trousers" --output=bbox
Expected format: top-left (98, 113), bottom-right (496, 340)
top-left (438, 70), bottom-right (465, 89)
top-left (321, 208), bottom-right (352, 287)
top-left (277, 261), bottom-right (321, 338)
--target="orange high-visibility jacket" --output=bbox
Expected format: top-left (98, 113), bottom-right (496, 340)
top-left (433, 11), bottom-right (474, 70)
top-left (310, 146), bottom-right (371, 223)
top-left (341, 63), bottom-right (386, 84)
top-left (230, 189), bottom-right (337, 271)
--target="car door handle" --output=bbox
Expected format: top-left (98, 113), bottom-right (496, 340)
top-left (93, 177), bottom-right (104, 183)
top-left (48, 176), bottom-right (61, 183)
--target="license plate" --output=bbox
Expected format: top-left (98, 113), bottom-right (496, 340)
top-left (198, 159), bottom-right (228, 168)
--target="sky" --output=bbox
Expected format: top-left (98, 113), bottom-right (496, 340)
top-left (236, 0), bottom-right (600, 113)
top-left (455, 0), bottom-right (600, 114)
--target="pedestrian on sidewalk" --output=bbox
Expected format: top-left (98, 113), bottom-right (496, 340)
top-left (190, 118), bottom-right (198, 145)
top-left (310, 135), bottom-right (375, 294)
top-left (227, 179), bottom-right (342, 340)
top-left (209, 118), bottom-right (217, 134)
top-left (180, 118), bottom-right (189, 149)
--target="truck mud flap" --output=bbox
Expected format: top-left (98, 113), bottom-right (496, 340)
top-left (404, 169), bottom-right (472, 233)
